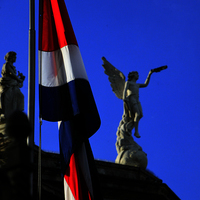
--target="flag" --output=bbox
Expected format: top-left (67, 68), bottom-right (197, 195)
top-left (60, 131), bottom-right (102, 200)
top-left (39, 0), bottom-right (101, 199)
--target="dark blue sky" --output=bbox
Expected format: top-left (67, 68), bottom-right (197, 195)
top-left (0, 1), bottom-right (200, 199)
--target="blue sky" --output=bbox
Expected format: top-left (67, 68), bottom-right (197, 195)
top-left (1, 0), bottom-right (200, 199)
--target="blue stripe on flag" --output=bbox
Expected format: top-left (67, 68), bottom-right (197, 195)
top-left (40, 79), bottom-right (100, 130)
top-left (59, 121), bottom-right (73, 174)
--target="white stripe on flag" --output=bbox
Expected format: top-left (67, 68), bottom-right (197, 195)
top-left (64, 180), bottom-right (76, 200)
top-left (39, 44), bottom-right (88, 87)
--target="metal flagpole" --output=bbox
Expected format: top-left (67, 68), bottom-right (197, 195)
top-left (28, 0), bottom-right (35, 197)
top-left (38, 24), bottom-right (43, 200)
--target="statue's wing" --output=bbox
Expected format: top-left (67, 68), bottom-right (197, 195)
top-left (102, 57), bottom-right (125, 100)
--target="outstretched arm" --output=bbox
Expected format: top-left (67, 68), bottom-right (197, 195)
top-left (139, 70), bottom-right (154, 88)
top-left (139, 65), bottom-right (168, 88)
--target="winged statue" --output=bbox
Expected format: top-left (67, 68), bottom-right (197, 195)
top-left (102, 56), bottom-right (167, 138)
top-left (102, 56), bottom-right (167, 168)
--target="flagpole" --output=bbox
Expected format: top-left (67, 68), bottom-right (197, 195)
top-left (28, 0), bottom-right (35, 197)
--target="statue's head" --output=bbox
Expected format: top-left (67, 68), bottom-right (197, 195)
top-left (4, 51), bottom-right (17, 63)
top-left (128, 71), bottom-right (139, 81)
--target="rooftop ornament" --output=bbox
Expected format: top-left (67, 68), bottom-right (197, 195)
top-left (102, 57), bottom-right (167, 168)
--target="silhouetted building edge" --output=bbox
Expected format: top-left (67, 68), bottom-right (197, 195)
top-left (33, 146), bottom-right (180, 200)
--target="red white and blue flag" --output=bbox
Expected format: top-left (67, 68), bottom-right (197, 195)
top-left (39, 0), bottom-right (101, 199)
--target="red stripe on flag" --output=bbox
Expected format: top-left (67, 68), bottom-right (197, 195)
top-left (64, 153), bottom-right (92, 200)
top-left (50, 0), bottom-right (77, 47)
top-left (39, 0), bottom-right (78, 52)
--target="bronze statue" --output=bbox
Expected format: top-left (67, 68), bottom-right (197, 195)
top-left (102, 57), bottom-right (167, 168)
top-left (0, 51), bottom-right (25, 121)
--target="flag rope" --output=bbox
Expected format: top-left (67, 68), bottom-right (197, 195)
top-left (38, 118), bottom-right (42, 200)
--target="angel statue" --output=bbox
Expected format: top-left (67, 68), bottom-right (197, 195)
top-left (0, 51), bottom-right (25, 122)
top-left (102, 57), bottom-right (167, 138)
top-left (102, 57), bottom-right (167, 168)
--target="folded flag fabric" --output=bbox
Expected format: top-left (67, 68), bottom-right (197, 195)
top-left (39, 0), bottom-right (100, 134)
top-left (39, 0), bottom-right (101, 199)
top-left (61, 138), bottom-right (102, 200)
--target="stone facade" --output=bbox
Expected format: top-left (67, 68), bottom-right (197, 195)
top-left (33, 148), bottom-right (180, 200)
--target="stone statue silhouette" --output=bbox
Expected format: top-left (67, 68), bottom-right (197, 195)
top-left (0, 51), bottom-right (25, 121)
top-left (102, 57), bottom-right (167, 168)
top-left (102, 57), bottom-right (167, 138)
